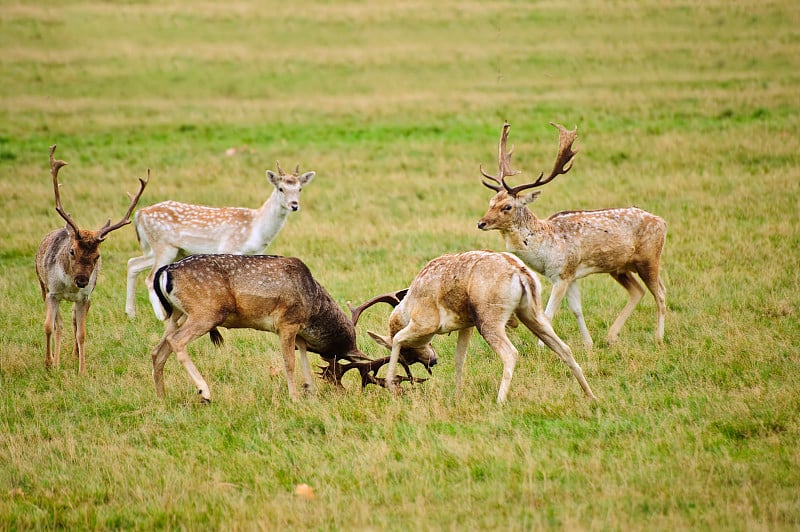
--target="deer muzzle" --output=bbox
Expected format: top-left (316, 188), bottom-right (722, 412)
top-left (74, 275), bottom-right (90, 288)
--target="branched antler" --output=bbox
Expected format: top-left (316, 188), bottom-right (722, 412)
top-left (480, 121), bottom-right (520, 191)
top-left (504, 122), bottom-right (578, 196)
top-left (347, 288), bottom-right (408, 325)
top-left (97, 169), bottom-right (150, 240)
top-left (49, 145), bottom-right (80, 234)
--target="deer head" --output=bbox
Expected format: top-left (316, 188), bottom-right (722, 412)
top-left (477, 122), bottom-right (578, 232)
top-left (267, 161), bottom-right (315, 212)
top-left (47, 145), bottom-right (149, 288)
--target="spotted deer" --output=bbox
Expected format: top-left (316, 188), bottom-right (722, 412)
top-left (477, 121), bottom-right (667, 347)
top-left (148, 254), bottom-right (436, 403)
top-left (125, 162), bottom-right (315, 319)
top-left (35, 145), bottom-right (149, 373)
top-left (367, 250), bottom-right (596, 403)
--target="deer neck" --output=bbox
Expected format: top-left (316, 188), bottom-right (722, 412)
top-left (299, 297), bottom-right (358, 358)
top-left (498, 208), bottom-right (560, 275)
top-left (248, 191), bottom-right (291, 249)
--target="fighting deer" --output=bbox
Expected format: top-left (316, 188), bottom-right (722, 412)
top-left (125, 161), bottom-right (315, 320)
top-left (477, 121), bottom-right (667, 347)
top-left (148, 254), bottom-right (436, 402)
top-left (35, 145), bottom-right (149, 373)
top-left (367, 250), bottom-right (596, 403)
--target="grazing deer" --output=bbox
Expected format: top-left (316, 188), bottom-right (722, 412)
top-left (125, 162), bottom-right (315, 320)
top-left (35, 145), bottom-right (149, 373)
top-left (148, 254), bottom-right (436, 402)
top-left (367, 250), bottom-right (596, 403)
top-left (477, 122), bottom-right (667, 347)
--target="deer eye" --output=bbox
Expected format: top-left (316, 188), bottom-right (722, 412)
top-left (278, 187), bottom-right (284, 193)
top-left (502, 205), bottom-right (513, 212)
top-left (69, 248), bottom-right (75, 256)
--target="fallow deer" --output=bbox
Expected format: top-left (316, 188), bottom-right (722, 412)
top-left (35, 145), bottom-right (149, 373)
top-left (125, 162), bottom-right (315, 320)
top-left (477, 122), bottom-right (667, 347)
top-left (148, 254), bottom-right (436, 402)
top-left (367, 250), bottom-right (596, 403)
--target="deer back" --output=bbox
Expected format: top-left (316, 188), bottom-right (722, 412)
top-left (394, 251), bottom-right (536, 335)
top-left (155, 254), bottom-right (358, 358)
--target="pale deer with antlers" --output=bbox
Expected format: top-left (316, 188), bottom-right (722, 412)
top-left (125, 162), bottom-right (315, 320)
top-left (148, 254), bottom-right (436, 402)
top-left (367, 250), bottom-right (596, 403)
top-left (35, 145), bottom-right (149, 373)
top-left (477, 122), bottom-right (667, 347)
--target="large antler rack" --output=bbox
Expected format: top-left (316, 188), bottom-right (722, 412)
top-left (480, 122), bottom-right (579, 197)
top-left (96, 169), bottom-right (150, 240)
top-left (49, 145), bottom-right (80, 234)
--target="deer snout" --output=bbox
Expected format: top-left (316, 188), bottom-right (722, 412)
top-left (477, 220), bottom-right (488, 230)
top-left (289, 202), bottom-right (300, 211)
top-left (74, 275), bottom-right (90, 288)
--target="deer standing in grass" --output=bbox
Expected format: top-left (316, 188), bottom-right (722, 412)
top-left (35, 145), bottom-right (149, 373)
top-left (477, 121), bottom-right (667, 347)
top-left (148, 254), bottom-right (436, 402)
top-left (367, 250), bottom-right (596, 403)
top-left (125, 162), bottom-right (315, 320)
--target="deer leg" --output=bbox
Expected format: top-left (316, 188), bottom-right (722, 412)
top-left (278, 326), bottom-right (301, 401)
top-left (538, 279), bottom-right (570, 347)
top-left (165, 317), bottom-right (212, 402)
top-left (518, 307), bottom-right (596, 400)
top-left (151, 315), bottom-right (180, 398)
top-left (385, 324), bottom-right (434, 395)
top-left (126, 253), bottom-right (154, 319)
top-left (43, 295), bottom-right (60, 369)
top-left (295, 338), bottom-right (315, 393)
top-left (454, 327), bottom-right (474, 399)
top-left (566, 282), bottom-right (593, 348)
top-left (478, 326), bottom-right (519, 404)
top-left (636, 264), bottom-right (667, 343)
top-left (72, 299), bottom-right (90, 375)
top-left (607, 272), bottom-right (645, 344)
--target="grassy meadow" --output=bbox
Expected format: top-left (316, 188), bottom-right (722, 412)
top-left (1, 0), bottom-right (799, 529)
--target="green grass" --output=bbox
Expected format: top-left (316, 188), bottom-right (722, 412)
top-left (1, 0), bottom-right (799, 529)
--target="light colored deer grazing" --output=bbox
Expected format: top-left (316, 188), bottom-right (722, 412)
top-left (477, 122), bottom-right (667, 348)
top-left (125, 162), bottom-right (315, 320)
top-left (35, 145), bottom-right (149, 373)
top-left (148, 254), bottom-right (437, 402)
top-left (367, 250), bottom-right (596, 403)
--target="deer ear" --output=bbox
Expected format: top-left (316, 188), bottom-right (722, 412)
top-left (519, 191), bottom-right (541, 205)
top-left (367, 331), bottom-right (392, 350)
top-left (266, 170), bottom-right (280, 187)
top-left (298, 171), bottom-right (315, 186)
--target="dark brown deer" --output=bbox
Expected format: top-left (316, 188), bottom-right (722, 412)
top-left (367, 250), bottom-right (597, 403)
top-left (148, 254), bottom-right (435, 402)
top-left (35, 145), bottom-right (149, 373)
top-left (477, 122), bottom-right (667, 347)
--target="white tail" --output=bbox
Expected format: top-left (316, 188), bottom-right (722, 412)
top-left (35, 145), bottom-right (149, 373)
top-left (477, 122), bottom-right (667, 347)
top-left (126, 162), bottom-right (315, 319)
top-left (148, 254), bottom-right (426, 402)
top-left (367, 251), bottom-right (596, 403)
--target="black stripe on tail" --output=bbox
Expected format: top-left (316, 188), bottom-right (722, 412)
top-left (152, 265), bottom-right (173, 318)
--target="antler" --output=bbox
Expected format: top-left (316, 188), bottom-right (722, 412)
top-left (96, 169), bottom-right (150, 240)
top-left (318, 355), bottom-right (427, 389)
top-left (347, 288), bottom-right (409, 325)
top-left (49, 145), bottom-right (81, 234)
top-left (504, 122), bottom-right (578, 196)
top-left (480, 121), bottom-right (521, 191)
top-left (275, 160), bottom-right (285, 176)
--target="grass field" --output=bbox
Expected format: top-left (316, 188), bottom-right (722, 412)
top-left (1, 0), bottom-right (799, 529)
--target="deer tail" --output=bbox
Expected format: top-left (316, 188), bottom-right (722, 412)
top-left (152, 265), bottom-right (173, 318)
top-left (209, 328), bottom-right (224, 346)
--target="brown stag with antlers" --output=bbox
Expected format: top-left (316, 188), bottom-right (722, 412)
top-left (148, 254), bottom-right (434, 402)
top-left (35, 145), bottom-right (149, 373)
top-left (477, 122), bottom-right (667, 347)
